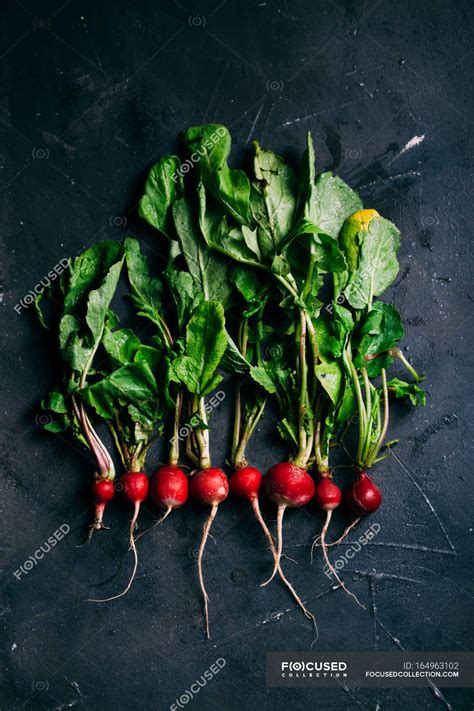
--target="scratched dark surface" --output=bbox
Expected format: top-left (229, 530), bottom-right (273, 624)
top-left (1, 0), bottom-right (473, 709)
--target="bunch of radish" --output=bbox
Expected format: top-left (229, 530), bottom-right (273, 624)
top-left (37, 125), bottom-right (426, 637)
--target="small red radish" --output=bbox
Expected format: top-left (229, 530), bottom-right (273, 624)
top-left (230, 465), bottom-right (316, 628)
top-left (151, 463), bottom-right (189, 516)
top-left (190, 467), bottom-right (228, 638)
top-left (229, 465), bottom-right (261, 500)
top-left (89, 471), bottom-right (149, 603)
top-left (87, 478), bottom-right (115, 543)
top-left (313, 478), bottom-right (341, 510)
top-left (134, 464), bottom-right (189, 544)
top-left (313, 473), bottom-right (364, 608)
top-left (346, 471), bottom-right (382, 515)
top-left (262, 463), bottom-right (315, 586)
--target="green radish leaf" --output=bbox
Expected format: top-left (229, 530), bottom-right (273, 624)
top-left (197, 182), bottom-right (261, 267)
top-left (139, 155), bottom-right (183, 237)
top-left (134, 345), bottom-right (163, 372)
top-left (253, 142), bottom-right (298, 249)
top-left (335, 377), bottom-right (357, 423)
top-left (313, 307), bottom-right (352, 362)
top-left (271, 254), bottom-right (291, 276)
top-left (315, 361), bottom-right (343, 405)
top-left (344, 217), bottom-right (401, 309)
top-left (64, 241), bottom-right (123, 314)
top-left (354, 302), bottom-right (404, 376)
top-left (250, 364), bottom-right (279, 394)
top-left (289, 219), bottom-right (347, 272)
top-left (305, 171), bottom-right (362, 238)
top-left (62, 257), bottom-right (124, 373)
top-left (125, 237), bottom-right (163, 329)
top-left (85, 259), bottom-right (124, 343)
top-left (164, 266), bottom-right (202, 329)
top-left (172, 301), bottom-right (227, 397)
top-left (220, 335), bottom-right (250, 375)
top-left (172, 196), bottom-right (232, 304)
top-left (81, 361), bottom-right (158, 420)
top-left (277, 418), bottom-right (298, 445)
top-left (42, 390), bottom-right (68, 414)
top-left (182, 124), bottom-right (251, 224)
top-left (102, 325), bottom-right (141, 365)
top-left (386, 377), bottom-right (426, 406)
top-left (230, 265), bottom-right (263, 304)
top-left (297, 131), bottom-right (316, 218)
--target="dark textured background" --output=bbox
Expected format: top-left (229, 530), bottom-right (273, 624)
top-left (1, 0), bottom-right (473, 709)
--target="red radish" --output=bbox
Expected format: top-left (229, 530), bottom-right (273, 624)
top-left (89, 471), bottom-right (149, 603)
top-left (262, 463), bottom-right (315, 586)
top-left (313, 478), bottom-right (342, 510)
top-left (151, 464), bottom-right (189, 511)
top-left (190, 467), bottom-right (228, 638)
top-left (135, 465), bottom-right (189, 544)
top-left (230, 465), bottom-right (316, 629)
top-left (313, 473), bottom-right (364, 608)
top-left (87, 478), bottom-right (115, 542)
top-left (229, 465), bottom-right (261, 500)
top-left (346, 471), bottom-right (382, 515)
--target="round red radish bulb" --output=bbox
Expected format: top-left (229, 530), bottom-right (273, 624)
top-left (264, 462), bottom-right (315, 507)
top-left (92, 478), bottom-right (115, 505)
top-left (89, 478), bottom-right (115, 536)
top-left (261, 463), bottom-right (314, 589)
top-left (229, 465), bottom-right (262, 501)
top-left (190, 467), bottom-right (229, 505)
top-left (345, 471), bottom-right (382, 515)
top-left (119, 471), bottom-right (149, 503)
top-left (313, 478), bottom-right (342, 511)
top-left (88, 472), bottom-right (150, 603)
top-left (151, 464), bottom-right (189, 511)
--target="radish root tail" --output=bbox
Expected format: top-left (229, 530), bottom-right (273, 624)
top-left (310, 517), bottom-right (361, 560)
top-left (88, 500), bottom-right (141, 603)
top-left (134, 506), bottom-right (172, 545)
top-left (77, 505), bottom-right (109, 547)
top-left (261, 504), bottom-right (286, 587)
top-left (320, 510), bottom-right (365, 609)
top-left (197, 504), bottom-right (218, 639)
top-left (326, 517), bottom-right (361, 547)
top-left (252, 498), bottom-right (317, 636)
